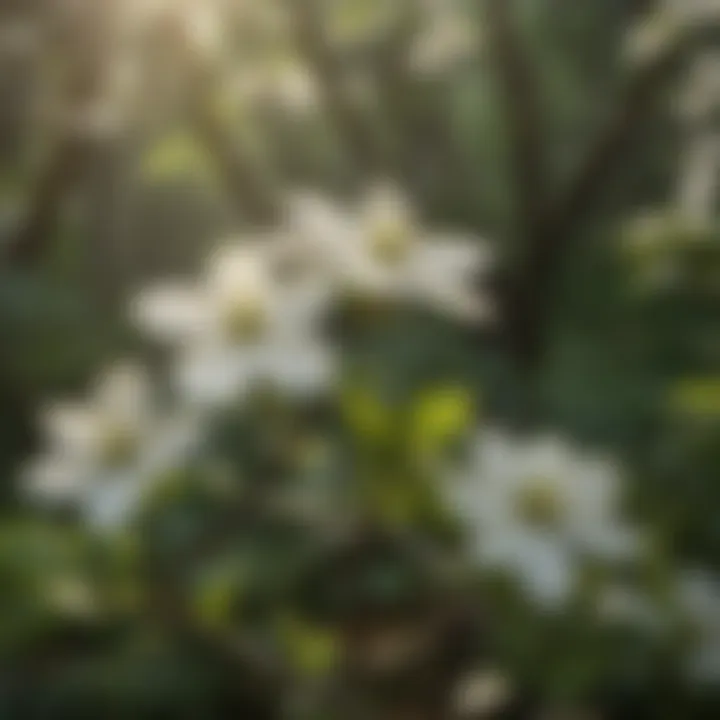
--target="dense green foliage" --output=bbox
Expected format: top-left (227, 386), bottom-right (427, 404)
top-left (0, 1), bottom-right (718, 718)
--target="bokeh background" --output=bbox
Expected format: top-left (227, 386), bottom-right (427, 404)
top-left (0, 1), bottom-right (719, 718)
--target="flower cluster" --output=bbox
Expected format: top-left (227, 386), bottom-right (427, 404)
top-left (25, 362), bottom-right (198, 529)
top-left (25, 182), bottom-right (491, 529)
top-left (12, 2), bottom-right (720, 707)
top-left (288, 182), bottom-right (493, 320)
top-left (22, 167), bottom-right (720, 684)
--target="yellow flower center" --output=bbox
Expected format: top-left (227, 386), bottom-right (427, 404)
top-left (100, 421), bottom-right (139, 467)
top-left (369, 220), bottom-right (412, 265)
top-left (221, 294), bottom-right (268, 343)
top-left (515, 477), bottom-right (565, 528)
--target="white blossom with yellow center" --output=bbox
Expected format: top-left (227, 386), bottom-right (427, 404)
top-left (288, 182), bottom-right (493, 322)
top-left (445, 431), bottom-right (643, 608)
top-left (677, 569), bottom-right (720, 684)
top-left (132, 241), bottom-right (334, 407)
top-left (408, 0), bottom-right (481, 76)
top-left (24, 362), bottom-right (196, 530)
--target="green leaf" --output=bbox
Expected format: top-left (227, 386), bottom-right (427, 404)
top-left (277, 615), bottom-right (337, 676)
top-left (193, 566), bottom-right (244, 629)
top-left (341, 385), bottom-right (395, 445)
top-left (142, 130), bottom-right (214, 186)
top-left (669, 377), bottom-right (720, 417)
top-left (411, 385), bottom-right (474, 451)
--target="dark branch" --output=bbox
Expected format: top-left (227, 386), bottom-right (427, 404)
top-left (369, 4), bottom-right (423, 166)
top-left (545, 41), bottom-right (687, 244)
top-left (503, 35), bottom-right (689, 374)
top-left (2, 5), bottom-right (114, 269)
top-left (485, 0), bottom-right (547, 242)
top-left (3, 137), bottom-right (90, 268)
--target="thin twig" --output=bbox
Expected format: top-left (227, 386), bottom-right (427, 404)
top-left (190, 90), bottom-right (281, 225)
top-left (283, 0), bottom-right (387, 175)
top-left (142, 550), bottom-right (289, 715)
top-left (170, 16), bottom-right (281, 226)
top-left (2, 2), bottom-right (116, 269)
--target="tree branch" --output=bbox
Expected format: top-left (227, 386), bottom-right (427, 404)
top-left (3, 137), bottom-right (90, 268)
top-left (485, 0), bottom-right (547, 242)
top-left (190, 91), bottom-right (281, 225)
top-left (546, 43), bottom-right (687, 244)
top-left (369, 4), bottom-right (424, 167)
top-left (168, 14), bottom-right (282, 226)
top-left (2, 4), bottom-right (112, 269)
top-left (283, 0), bottom-right (388, 176)
top-left (503, 35), bottom-right (689, 373)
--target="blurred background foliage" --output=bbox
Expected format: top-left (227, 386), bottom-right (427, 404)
top-left (0, 0), bottom-right (719, 718)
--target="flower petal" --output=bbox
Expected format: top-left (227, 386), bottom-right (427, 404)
top-left (286, 191), bottom-right (355, 261)
top-left (130, 282), bottom-right (210, 343)
top-left (260, 339), bottom-right (336, 397)
top-left (361, 181), bottom-right (415, 232)
top-left (512, 534), bottom-right (575, 609)
top-left (23, 455), bottom-right (91, 503)
top-left (175, 345), bottom-right (259, 407)
top-left (39, 402), bottom-right (104, 459)
top-left (409, 239), bottom-right (494, 321)
top-left (93, 361), bottom-right (153, 422)
top-left (84, 473), bottom-right (145, 531)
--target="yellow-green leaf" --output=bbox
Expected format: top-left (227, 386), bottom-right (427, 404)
top-left (341, 385), bottom-right (395, 444)
top-left (364, 474), bottom-right (416, 525)
top-left (142, 130), bottom-right (214, 185)
top-left (194, 570), bottom-right (242, 629)
top-left (411, 385), bottom-right (474, 450)
top-left (277, 615), bottom-right (337, 676)
top-left (669, 377), bottom-right (720, 417)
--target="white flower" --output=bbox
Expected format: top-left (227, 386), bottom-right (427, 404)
top-left (676, 133), bottom-right (720, 225)
top-left (233, 55), bottom-right (320, 115)
top-left (122, 0), bottom-right (225, 58)
top-left (625, 0), bottom-right (720, 65)
top-left (408, 0), bottom-right (481, 76)
top-left (132, 241), bottom-right (334, 407)
top-left (595, 584), bottom-right (666, 634)
top-left (288, 182), bottom-right (493, 322)
top-left (674, 52), bottom-right (720, 225)
top-left (24, 362), bottom-right (196, 530)
top-left (678, 52), bottom-right (720, 122)
top-left (446, 431), bottom-right (643, 609)
top-left (672, 0), bottom-right (720, 23)
top-left (677, 569), bottom-right (720, 684)
top-left (452, 668), bottom-right (513, 718)
top-left (624, 11), bottom-right (679, 66)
